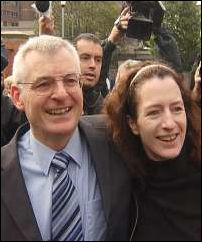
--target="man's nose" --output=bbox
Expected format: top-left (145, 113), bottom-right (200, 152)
top-left (51, 80), bottom-right (68, 98)
top-left (88, 58), bottom-right (96, 68)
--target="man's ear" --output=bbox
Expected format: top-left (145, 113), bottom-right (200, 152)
top-left (10, 84), bottom-right (25, 111)
top-left (127, 115), bottom-right (139, 135)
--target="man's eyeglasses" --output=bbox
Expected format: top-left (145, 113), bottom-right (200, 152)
top-left (18, 73), bottom-right (83, 96)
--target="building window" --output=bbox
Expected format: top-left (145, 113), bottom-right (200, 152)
top-left (11, 22), bottom-right (19, 27)
top-left (3, 21), bottom-right (7, 26)
top-left (4, 1), bottom-right (17, 7)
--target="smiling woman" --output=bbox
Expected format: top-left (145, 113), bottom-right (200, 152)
top-left (103, 60), bottom-right (201, 241)
top-left (128, 75), bottom-right (187, 162)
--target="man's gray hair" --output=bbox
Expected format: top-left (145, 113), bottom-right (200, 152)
top-left (12, 35), bottom-right (80, 84)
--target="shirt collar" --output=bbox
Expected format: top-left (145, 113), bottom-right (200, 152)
top-left (30, 127), bottom-right (83, 176)
top-left (63, 127), bottom-right (83, 168)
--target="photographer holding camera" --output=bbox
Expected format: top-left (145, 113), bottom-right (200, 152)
top-left (117, 1), bottom-right (183, 73)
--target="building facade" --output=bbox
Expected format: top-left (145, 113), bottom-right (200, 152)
top-left (1, 1), bottom-right (37, 77)
top-left (1, 1), bottom-right (36, 32)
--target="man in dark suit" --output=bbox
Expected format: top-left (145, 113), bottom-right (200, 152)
top-left (1, 35), bottom-right (132, 241)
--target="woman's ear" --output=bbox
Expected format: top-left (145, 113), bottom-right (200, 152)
top-left (10, 84), bottom-right (25, 111)
top-left (127, 115), bottom-right (139, 135)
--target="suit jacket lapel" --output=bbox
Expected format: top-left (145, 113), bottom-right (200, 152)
top-left (79, 118), bottom-right (111, 222)
top-left (1, 125), bottom-right (42, 241)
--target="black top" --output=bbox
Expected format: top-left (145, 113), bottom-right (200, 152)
top-left (1, 94), bottom-right (27, 147)
top-left (133, 146), bottom-right (201, 241)
top-left (83, 88), bottom-right (104, 115)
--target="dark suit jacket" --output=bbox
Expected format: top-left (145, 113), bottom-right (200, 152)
top-left (1, 115), bottom-right (132, 241)
top-left (1, 94), bottom-right (27, 147)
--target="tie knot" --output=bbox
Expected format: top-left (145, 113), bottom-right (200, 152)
top-left (51, 151), bottom-right (70, 172)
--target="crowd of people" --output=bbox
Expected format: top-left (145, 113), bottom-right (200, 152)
top-left (1, 5), bottom-right (201, 242)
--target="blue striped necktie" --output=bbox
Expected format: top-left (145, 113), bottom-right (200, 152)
top-left (51, 151), bottom-right (84, 241)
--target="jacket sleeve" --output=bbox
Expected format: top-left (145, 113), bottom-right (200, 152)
top-left (95, 38), bottom-right (116, 97)
top-left (154, 26), bottom-right (183, 73)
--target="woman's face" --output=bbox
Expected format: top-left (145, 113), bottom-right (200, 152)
top-left (129, 76), bottom-right (187, 161)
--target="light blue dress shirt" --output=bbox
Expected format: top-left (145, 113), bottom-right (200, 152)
top-left (18, 127), bottom-right (107, 241)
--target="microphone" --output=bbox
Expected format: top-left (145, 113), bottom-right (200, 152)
top-left (32, 1), bottom-right (50, 16)
top-left (35, 1), bottom-right (50, 13)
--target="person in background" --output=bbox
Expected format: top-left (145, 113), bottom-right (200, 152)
top-left (191, 60), bottom-right (201, 107)
top-left (1, 39), bottom-right (8, 90)
top-left (3, 75), bottom-right (13, 97)
top-left (73, 33), bottom-right (104, 115)
top-left (1, 35), bottom-right (132, 241)
top-left (103, 59), bottom-right (201, 241)
top-left (1, 40), bottom-right (27, 147)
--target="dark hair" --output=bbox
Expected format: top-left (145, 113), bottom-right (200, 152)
top-left (103, 60), bottom-right (201, 177)
top-left (73, 33), bottom-right (102, 49)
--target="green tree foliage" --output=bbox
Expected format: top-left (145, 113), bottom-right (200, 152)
top-left (158, 1), bottom-right (201, 71)
top-left (52, 1), bottom-right (120, 40)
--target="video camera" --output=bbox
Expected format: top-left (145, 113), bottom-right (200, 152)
top-left (123, 1), bottom-right (166, 40)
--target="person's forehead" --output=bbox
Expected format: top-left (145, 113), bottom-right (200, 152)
top-left (24, 48), bottom-right (78, 65)
top-left (76, 39), bottom-right (103, 55)
top-left (138, 76), bottom-right (183, 105)
top-left (24, 47), bottom-right (73, 58)
top-left (23, 48), bottom-right (80, 76)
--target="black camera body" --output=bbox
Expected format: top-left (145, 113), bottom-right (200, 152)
top-left (124, 1), bottom-right (165, 40)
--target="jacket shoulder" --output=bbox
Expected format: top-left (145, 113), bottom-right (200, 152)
top-left (1, 123), bottom-right (29, 170)
top-left (1, 139), bottom-right (16, 171)
top-left (80, 114), bottom-right (107, 129)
